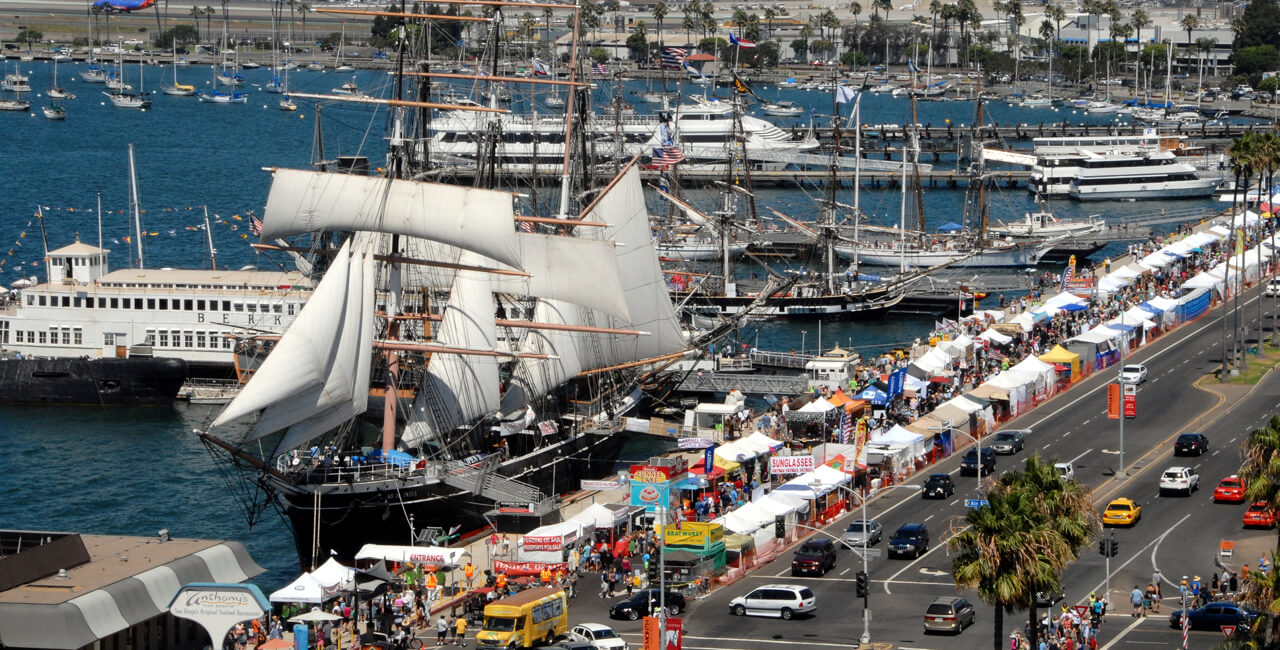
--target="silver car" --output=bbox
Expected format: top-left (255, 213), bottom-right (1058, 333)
top-left (729, 584), bottom-right (817, 620)
top-left (842, 519), bottom-right (883, 547)
top-left (924, 596), bottom-right (976, 634)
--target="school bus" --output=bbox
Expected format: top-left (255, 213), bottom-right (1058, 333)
top-left (475, 587), bottom-right (569, 649)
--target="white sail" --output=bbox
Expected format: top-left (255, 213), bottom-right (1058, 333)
top-left (402, 256), bottom-right (502, 449)
top-left (400, 233), bottom-right (631, 321)
top-left (581, 166), bottom-right (687, 367)
top-left (211, 240), bottom-right (376, 451)
top-left (261, 168), bottom-right (523, 269)
top-left (506, 299), bottom-right (587, 406)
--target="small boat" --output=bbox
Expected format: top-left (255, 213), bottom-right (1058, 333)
top-left (1086, 101), bottom-right (1120, 114)
top-left (760, 100), bottom-right (805, 117)
top-left (633, 91), bottom-right (665, 104)
top-left (162, 83), bottom-right (196, 96)
top-left (777, 78), bottom-right (798, 88)
top-left (0, 98), bottom-right (31, 111)
top-left (240, 61), bottom-right (262, 70)
top-left (216, 68), bottom-right (245, 86)
top-left (331, 77), bottom-right (361, 95)
top-left (47, 87), bottom-right (76, 99)
top-left (197, 90), bottom-right (249, 103)
top-left (265, 76), bottom-right (286, 93)
top-left (42, 103), bottom-right (66, 119)
top-left (2, 72), bottom-right (31, 93)
top-left (105, 76), bottom-right (133, 92)
top-left (81, 66), bottom-right (107, 83)
top-left (279, 96), bottom-right (297, 111)
top-left (104, 91), bottom-right (152, 109)
top-left (543, 95), bottom-right (564, 108)
top-left (1020, 94), bottom-right (1052, 107)
top-left (868, 83), bottom-right (896, 94)
top-left (306, 61), bottom-right (324, 71)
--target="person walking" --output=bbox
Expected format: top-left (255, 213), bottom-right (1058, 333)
top-left (454, 615), bottom-right (468, 647)
top-left (435, 616), bottom-right (448, 646)
top-left (1130, 585), bottom-right (1144, 617)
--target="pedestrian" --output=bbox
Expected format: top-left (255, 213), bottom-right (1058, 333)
top-left (436, 616), bottom-right (448, 646)
top-left (599, 573), bottom-right (609, 599)
top-left (1130, 585), bottom-right (1144, 617)
top-left (455, 614), bottom-right (468, 647)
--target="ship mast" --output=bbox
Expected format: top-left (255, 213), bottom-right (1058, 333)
top-left (128, 143), bottom-right (144, 269)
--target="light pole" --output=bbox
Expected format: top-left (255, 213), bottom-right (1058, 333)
top-left (816, 481), bottom-right (922, 646)
top-left (801, 330), bottom-right (808, 355)
top-left (928, 425), bottom-right (984, 495)
top-left (1116, 309), bottom-right (1127, 478)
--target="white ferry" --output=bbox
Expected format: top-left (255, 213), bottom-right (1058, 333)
top-left (1066, 150), bottom-right (1222, 201)
top-left (0, 238), bottom-right (311, 377)
top-left (1026, 132), bottom-right (1187, 197)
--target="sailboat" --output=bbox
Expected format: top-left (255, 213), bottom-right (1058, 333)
top-left (46, 57), bottom-right (76, 99)
top-left (104, 57), bottom-right (151, 109)
top-left (161, 48), bottom-right (196, 96)
top-left (198, 61), bottom-right (249, 103)
top-left (42, 103), bottom-right (66, 119)
top-left (216, 25), bottom-right (245, 87)
top-left (334, 22), bottom-right (355, 71)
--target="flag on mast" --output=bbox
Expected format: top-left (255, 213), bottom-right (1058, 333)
top-left (729, 32), bottom-right (756, 48)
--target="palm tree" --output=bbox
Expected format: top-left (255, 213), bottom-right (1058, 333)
top-left (950, 456), bottom-right (1098, 650)
top-left (1180, 14), bottom-right (1199, 75)
top-left (1046, 4), bottom-right (1065, 46)
top-left (848, 2), bottom-right (862, 56)
top-left (297, 3), bottom-right (309, 49)
top-left (652, 0), bottom-right (668, 49)
top-left (928, 0), bottom-right (941, 67)
top-left (1237, 550), bottom-right (1280, 642)
top-left (681, 10), bottom-right (696, 47)
top-left (153, 0), bottom-right (166, 46)
top-left (188, 5), bottom-right (201, 42)
top-left (220, 0), bottom-right (230, 47)
top-left (1241, 415), bottom-right (1280, 552)
top-left (1131, 8), bottom-right (1150, 48)
top-left (1227, 132), bottom-right (1260, 374)
top-left (764, 7), bottom-right (777, 40)
top-left (205, 6), bottom-right (215, 44)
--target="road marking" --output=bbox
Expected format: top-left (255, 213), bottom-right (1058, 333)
top-left (840, 568), bottom-right (850, 576)
top-left (889, 579), bottom-right (956, 586)
top-left (617, 633), bottom-right (859, 648)
top-left (924, 515), bottom-right (934, 522)
top-left (1087, 513), bottom-right (1192, 601)
top-left (1097, 611), bottom-right (1154, 650)
top-left (919, 567), bottom-right (948, 576)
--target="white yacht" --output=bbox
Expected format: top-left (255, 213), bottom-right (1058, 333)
top-left (987, 211), bottom-right (1107, 240)
top-left (1067, 150), bottom-right (1221, 201)
top-left (426, 97), bottom-right (817, 174)
top-left (1026, 133), bottom-right (1186, 197)
top-left (0, 239), bottom-right (311, 376)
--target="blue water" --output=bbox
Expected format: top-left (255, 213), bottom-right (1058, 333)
top-left (0, 61), bottom-right (1237, 586)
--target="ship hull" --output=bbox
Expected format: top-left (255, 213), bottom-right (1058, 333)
top-left (273, 430), bottom-right (631, 569)
top-left (0, 356), bottom-right (187, 405)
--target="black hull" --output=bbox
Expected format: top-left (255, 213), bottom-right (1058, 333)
top-left (0, 356), bottom-right (187, 405)
top-left (276, 431), bottom-right (630, 570)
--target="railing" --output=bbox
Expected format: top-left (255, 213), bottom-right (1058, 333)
top-left (278, 451), bottom-right (442, 486)
top-left (749, 349), bottom-right (815, 369)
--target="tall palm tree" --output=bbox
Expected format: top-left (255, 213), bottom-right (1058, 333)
top-left (681, 10), bottom-right (696, 47)
top-left (1241, 415), bottom-right (1280, 552)
top-left (951, 456), bottom-right (1097, 650)
top-left (764, 6), bottom-right (777, 41)
top-left (205, 6), bottom-right (215, 44)
top-left (1179, 14), bottom-right (1198, 75)
top-left (1237, 549), bottom-right (1280, 643)
top-left (652, 0), bottom-right (668, 50)
top-left (848, 2), bottom-right (862, 56)
top-left (297, 3), bottom-right (309, 49)
top-left (928, 0), bottom-right (941, 67)
top-left (1131, 8), bottom-right (1150, 48)
top-left (188, 5), bottom-right (201, 42)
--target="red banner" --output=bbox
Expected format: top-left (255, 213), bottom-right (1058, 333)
top-left (493, 560), bottom-right (567, 577)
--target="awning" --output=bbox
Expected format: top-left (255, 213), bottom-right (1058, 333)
top-left (354, 544), bottom-right (472, 568)
top-left (0, 541), bottom-right (264, 650)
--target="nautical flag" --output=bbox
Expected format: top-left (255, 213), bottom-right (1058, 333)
top-left (532, 59), bottom-right (551, 76)
top-left (249, 214), bottom-right (264, 237)
top-left (835, 85), bottom-right (858, 104)
top-left (839, 411), bottom-right (852, 444)
top-left (651, 145), bottom-right (685, 166)
top-left (660, 47), bottom-right (688, 69)
top-left (592, 62), bottom-right (609, 75)
top-left (1060, 254), bottom-right (1077, 293)
top-left (732, 73), bottom-right (762, 101)
top-left (729, 32), bottom-right (756, 49)
top-left (659, 122), bottom-right (674, 146)
top-left (684, 60), bottom-right (702, 77)
top-left (520, 219), bottom-right (536, 233)
top-left (907, 60), bottom-right (920, 73)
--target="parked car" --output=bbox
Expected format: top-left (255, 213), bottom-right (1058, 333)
top-left (1103, 498), bottom-right (1141, 526)
top-left (1214, 476), bottom-right (1248, 503)
top-left (567, 624), bottom-right (627, 650)
top-left (889, 524), bottom-right (930, 559)
top-left (1119, 364), bottom-right (1148, 384)
top-left (960, 447), bottom-right (996, 476)
top-left (1168, 602), bottom-right (1258, 630)
top-left (729, 585), bottom-right (817, 619)
top-left (1159, 467), bottom-right (1200, 496)
top-left (1053, 462), bottom-right (1075, 481)
top-left (924, 596), bottom-right (976, 634)
top-left (608, 589), bottom-right (685, 620)
top-left (842, 519), bottom-right (883, 547)
top-left (989, 430), bottom-right (1027, 454)
top-left (923, 473), bottom-right (956, 499)
top-left (1267, 279), bottom-right (1280, 297)
top-left (1243, 501), bottom-right (1277, 528)
top-left (1174, 433), bottom-right (1209, 456)
top-left (791, 539), bottom-right (837, 576)
top-left (1035, 591), bottom-right (1066, 607)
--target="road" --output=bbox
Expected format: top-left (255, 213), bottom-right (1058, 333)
top-left (553, 286), bottom-right (1280, 650)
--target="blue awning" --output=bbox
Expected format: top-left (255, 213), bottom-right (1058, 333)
top-left (938, 222), bottom-right (964, 233)
top-left (858, 387), bottom-right (889, 405)
top-left (1062, 303), bottom-right (1088, 312)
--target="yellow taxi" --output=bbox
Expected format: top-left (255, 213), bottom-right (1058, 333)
top-left (1102, 498), bottom-right (1141, 526)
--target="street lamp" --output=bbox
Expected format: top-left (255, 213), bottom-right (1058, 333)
top-left (815, 481), bottom-right (922, 646)
top-left (801, 330), bottom-right (808, 355)
top-left (928, 424), bottom-right (984, 495)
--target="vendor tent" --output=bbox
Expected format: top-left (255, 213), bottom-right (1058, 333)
top-left (1039, 345), bottom-right (1081, 377)
top-left (270, 573), bottom-right (330, 604)
top-left (976, 328), bottom-right (1013, 345)
top-left (798, 397), bottom-right (837, 412)
top-left (871, 425), bottom-right (928, 458)
top-left (570, 503), bottom-right (631, 530)
top-left (309, 557), bottom-right (356, 591)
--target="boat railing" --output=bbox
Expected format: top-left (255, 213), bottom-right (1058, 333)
top-left (279, 451), bottom-right (443, 485)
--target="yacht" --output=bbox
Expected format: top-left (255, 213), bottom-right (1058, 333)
top-left (1, 72), bottom-right (31, 93)
top-left (987, 211), bottom-right (1107, 240)
top-left (426, 97), bottom-right (818, 174)
top-left (0, 239), bottom-right (311, 378)
top-left (1067, 150), bottom-right (1221, 201)
top-left (1026, 133), bottom-right (1185, 197)
top-left (759, 100), bottom-right (805, 117)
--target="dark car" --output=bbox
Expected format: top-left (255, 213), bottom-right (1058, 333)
top-left (1168, 602), bottom-right (1257, 630)
top-left (989, 430), bottom-right (1027, 454)
top-left (791, 539), bottom-right (837, 576)
top-left (889, 524), bottom-right (930, 559)
top-left (1035, 591), bottom-right (1066, 607)
top-left (923, 473), bottom-right (956, 499)
top-left (960, 447), bottom-right (996, 476)
top-left (608, 589), bottom-right (686, 620)
top-left (1175, 433), bottom-right (1209, 456)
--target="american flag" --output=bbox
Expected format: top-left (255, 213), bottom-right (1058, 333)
top-left (650, 145), bottom-right (684, 166)
top-left (249, 214), bottom-right (263, 237)
top-left (592, 62), bottom-right (609, 75)
top-left (839, 411), bottom-right (852, 444)
top-left (660, 47), bottom-right (687, 69)
top-left (520, 219), bottom-right (536, 233)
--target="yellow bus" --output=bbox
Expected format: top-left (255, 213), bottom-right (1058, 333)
top-left (475, 587), bottom-right (569, 649)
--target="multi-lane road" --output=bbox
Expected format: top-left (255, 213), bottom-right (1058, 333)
top-left (558, 286), bottom-right (1280, 650)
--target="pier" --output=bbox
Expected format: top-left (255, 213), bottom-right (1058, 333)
top-left (675, 371), bottom-right (809, 396)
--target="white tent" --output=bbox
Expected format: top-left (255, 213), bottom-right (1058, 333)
top-left (309, 557), bottom-right (356, 591)
top-left (570, 503), bottom-right (629, 529)
top-left (798, 397), bottom-right (837, 412)
top-left (270, 572), bottom-right (330, 604)
top-left (720, 501), bottom-right (776, 535)
top-left (871, 424), bottom-right (928, 458)
top-left (1109, 264), bottom-right (1146, 280)
top-left (1010, 311), bottom-right (1037, 332)
top-left (355, 544), bottom-right (473, 568)
top-left (756, 492), bottom-right (803, 517)
top-left (976, 328), bottom-right (1013, 345)
top-left (1184, 271), bottom-right (1224, 297)
top-left (1011, 357), bottom-right (1056, 391)
top-left (739, 432), bottom-right (785, 456)
top-left (1139, 251), bottom-right (1175, 269)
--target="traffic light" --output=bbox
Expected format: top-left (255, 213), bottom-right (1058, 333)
top-left (1099, 540), bottom-right (1107, 557)
top-left (1108, 539), bottom-right (1119, 556)
top-left (855, 571), bottom-right (869, 597)
top-left (775, 515), bottom-right (785, 539)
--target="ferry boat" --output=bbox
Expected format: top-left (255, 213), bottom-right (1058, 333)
top-left (1067, 150), bottom-right (1222, 201)
top-left (0, 237), bottom-right (311, 378)
top-left (427, 97), bottom-right (818, 174)
top-left (1025, 132), bottom-right (1188, 197)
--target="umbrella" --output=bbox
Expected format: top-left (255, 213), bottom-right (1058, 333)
top-left (288, 611), bottom-right (342, 623)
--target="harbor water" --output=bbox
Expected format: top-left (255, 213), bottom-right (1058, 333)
top-left (0, 61), bottom-right (1240, 585)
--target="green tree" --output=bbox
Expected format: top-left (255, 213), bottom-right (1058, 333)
top-left (681, 10), bottom-right (697, 46)
top-left (1131, 8), bottom-right (1150, 46)
top-left (652, 1), bottom-right (668, 47)
top-left (16, 29), bottom-right (42, 49)
top-left (626, 22), bottom-right (648, 60)
top-left (1241, 414), bottom-right (1280, 553)
top-left (588, 46), bottom-right (609, 63)
top-left (1181, 14), bottom-right (1199, 56)
top-left (950, 456), bottom-right (1099, 650)
top-left (754, 39), bottom-right (780, 67)
top-left (791, 37), bottom-right (809, 61)
top-left (699, 36), bottom-right (727, 54)
top-left (1235, 44), bottom-right (1280, 79)
top-left (1235, 0), bottom-right (1280, 51)
top-left (841, 48), bottom-right (869, 67)
top-left (763, 7), bottom-right (777, 40)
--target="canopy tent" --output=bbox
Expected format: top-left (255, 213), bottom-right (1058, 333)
top-left (739, 432), bottom-right (785, 456)
top-left (270, 572), bottom-right (331, 604)
top-left (570, 502), bottom-right (632, 529)
top-left (1109, 263), bottom-right (1146, 280)
top-left (520, 521), bottom-right (589, 563)
top-left (1095, 275), bottom-right (1131, 295)
top-left (1183, 271), bottom-right (1225, 297)
top-left (309, 557), bottom-right (356, 591)
top-left (1011, 357), bottom-right (1056, 391)
top-left (1010, 311), bottom-right (1040, 332)
top-left (798, 397), bottom-right (837, 412)
top-left (716, 435), bottom-right (778, 464)
top-left (827, 390), bottom-right (853, 407)
top-left (857, 385), bottom-right (889, 405)
top-left (719, 501), bottom-right (776, 535)
top-left (976, 328), bottom-right (1013, 345)
top-left (870, 424), bottom-right (928, 458)
top-left (354, 544), bottom-right (472, 568)
top-left (962, 309), bottom-right (1007, 324)
top-left (967, 383), bottom-right (1011, 402)
top-left (755, 492), bottom-right (803, 517)
top-left (1038, 345), bottom-right (1081, 377)
top-left (1139, 251), bottom-right (1176, 269)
